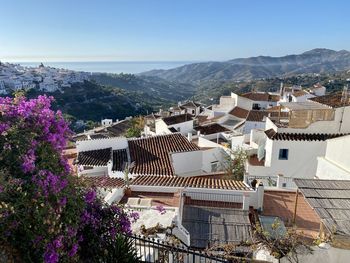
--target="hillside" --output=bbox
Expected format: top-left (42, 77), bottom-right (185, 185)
top-left (25, 81), bottom-right (168, 122)
top-left (193, 70), bottom-right (350, 104)
top-left (140, 49), bottom-right (350, 83)
top-left (91, 73), bottom-right (196, 101)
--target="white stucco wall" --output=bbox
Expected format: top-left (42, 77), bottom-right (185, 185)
top-left (231, 93), bottom-right (253, 110)
top-left (248, 138), bottom-right (327, 179)
top-left (277, 107), bottom-right (350, 134)
top-left (243, 121), bottom-right (266, 135)
top-left (316, 135), bottom-right (350, 180)
top-left (155, 119), bottom-right (172, 135)
top-left (168, 120), bottom-right (194, 135)
top-left (323, 135), bottom-right (350, 171)
top-left (76, 137), bottom-right (128, 152)
top-left (171, 147), bottom-right (226, 176)
top-left (171, 151), bottom-right (202, 176)
top-left (316, 157), bottom-right (350, 180)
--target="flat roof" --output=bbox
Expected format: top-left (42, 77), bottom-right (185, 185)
top-left (280, 101), bottom-right (331, 110)
top-left (182, 205), bottom-right (252, 248)
top-left (295, 179), bottom-right (350, 237)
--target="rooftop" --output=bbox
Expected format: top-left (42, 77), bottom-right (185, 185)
top-left (80, 176), bottom-right (125, 188)
top-left (131, 175), bottom-right (252, 191)
top-left (162, 113), bottom-right (193, 125)
top-left (106, 119), bottom-right (132, 136)
top-left (182, 205), bottom-right (252, 248)
top-left (280, 101), bottom-right (331, 110)
top-left (194, 123), bottom-right (230, 135)
top-left (181, 101), bottom-right (201, 108)
top-left (309, 93), bottom-right (350, 108)
top-left (265, 129), bottom-right (347, 141)
top-left (263, 190), bottom-right (320, 239)
top-left (76, 147), bottom-right (111, 166)
top-left (295, 179), bottom-right (350, 237)
top-left (128, 134), bottom-right (200, 176)
top-left (228, 106), bottom-right (249, 119)
top-left (240, 92), bottom-right (279, 102)
top-left (246, 110), bottom-right (269, 122)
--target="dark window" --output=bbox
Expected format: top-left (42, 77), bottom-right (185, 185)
top-left (252, 103), bottom-right (261, 110)
top-left (282, 183), bottom-right (287, 188)
top-left (279, 149), bottom-right (289, 160)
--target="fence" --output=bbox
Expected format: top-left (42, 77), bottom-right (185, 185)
top-left (184, 191), bottom-right (243, 204)
top-left (125, 234), bottom-right (234, 263)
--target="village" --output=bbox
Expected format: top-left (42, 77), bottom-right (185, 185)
top-left (0, 62), bottom-right (90, 94)
top-left (66, 83), bottom-right (350, 262)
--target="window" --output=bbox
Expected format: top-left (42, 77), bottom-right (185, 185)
top-left (278, 149), bottom-right (289, 160)
top-left (282, 183), bottom-right (287, 188)
top-left (176, 127), bottom-right (181, 132)
top-left (211, 161), bottom-right (218, 172)
top-left (252, 103), bottom-right (261, 110)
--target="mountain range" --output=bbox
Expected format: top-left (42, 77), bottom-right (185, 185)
top-left (140, 48), bottom-right (350, 83)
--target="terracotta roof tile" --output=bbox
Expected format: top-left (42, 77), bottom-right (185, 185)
top-left (246, 110), bottom-right (269, 122)
top-left (229, 107), bottom-right (249, 119)
top-left (265, 128), bottom-right (347, 141)
top-left (309, 93), bottom-right (350, 108)
top-left (241, 92), bottom-right (280, 102)
top-left (81, 176), bottom-right (125, 188)
top-left (112, 149), bottom-right (128, 171)
top-left (77, 148), bottom-right (111, 166)
top-left (128, 134), bottom-right (200, 176)
top-left (194, 123), bottom-right (230, 135)
top-left (131, 175), bottom-right (252, 191)
top-left (162, 113), bottom-right (193, 125)
top-left (293, 90), bottom-right (308, 97)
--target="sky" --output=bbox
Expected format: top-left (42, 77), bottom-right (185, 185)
top-left (1, 0), bottom-right (350, 62)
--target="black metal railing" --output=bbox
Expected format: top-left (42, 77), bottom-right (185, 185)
top-left (125, 234), bottom-right (254, 263)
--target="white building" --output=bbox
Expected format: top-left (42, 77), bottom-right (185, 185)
top-left (155, 113), bottom-right (194, 136)
top-left (76, 133), bottom-right (228, 178)
top-left (316, 135), bottom-right (350, 180)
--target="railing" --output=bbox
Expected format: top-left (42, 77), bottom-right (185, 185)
top-left (125, 234), bottom-right (234, 263)
top-left (185, 191), bottom-right (243, 204)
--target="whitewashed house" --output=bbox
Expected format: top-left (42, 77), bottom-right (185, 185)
top-left (316, 135), bottom-right (350, 180)
top-left (76, 133), bottom-right (228, 178)
top-left (155, 113), bottom-right (194, 136)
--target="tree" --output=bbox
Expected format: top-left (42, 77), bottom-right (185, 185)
top-left (253, 219), bottom-right (312, 263)
top-left (125, 116), bottom-right (144, 138)
top-left (223, 147), bottom-right (248, 181)
top-left (0, 95), bottom-right (139, 263)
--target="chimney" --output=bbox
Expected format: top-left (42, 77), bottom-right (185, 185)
top-left (279, 82), bottom-right (284, 96)
top-left (257, 182), bottom-right (264, 212)
top-left (242, 192), bottom-right (250, 210)
top-left (187, 132), bottom-right (192, 142)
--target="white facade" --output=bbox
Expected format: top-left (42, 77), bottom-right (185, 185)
top-left (316, 135), bottom-right (350, 180)
top-left (155, 119), bottom-right (194, 136)
top-left (246, 132), bottom-right (328, 186)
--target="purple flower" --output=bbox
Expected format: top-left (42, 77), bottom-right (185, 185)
top-left (44, 249), bottom-right (59, 263)
top-left (52, 236), bottom-right (63, 249)
top-left (58, 197), bottom-right (67, 207)
top-left (129, 211), bottom-right (140, 223)
top-left (155, 205), bottom-right (166, 215)
top-left (68, 243), bottom-right (78, 257)
top-left (84, 190), bottom-right (96, 204)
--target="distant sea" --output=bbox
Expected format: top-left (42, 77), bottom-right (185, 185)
top-left (19, 61), bottom-right (193, 74)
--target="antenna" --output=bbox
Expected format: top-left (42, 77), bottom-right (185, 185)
top-left (339, 85), bottom-right (349, 132)
top-left (341, 85), bottom-right (348, 104)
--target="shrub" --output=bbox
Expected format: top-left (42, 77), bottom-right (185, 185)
top-left (0, 94), bottom-right (139, 262)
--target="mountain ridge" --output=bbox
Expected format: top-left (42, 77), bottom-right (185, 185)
top-left (140, 48), bottom-right (350, 83)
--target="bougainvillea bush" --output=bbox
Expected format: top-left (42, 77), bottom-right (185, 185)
top-left (0, 95), bottom-right (139, 262)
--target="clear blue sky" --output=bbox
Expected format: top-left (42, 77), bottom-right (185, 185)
top-left (1, 0), bottom-right (349, 62)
